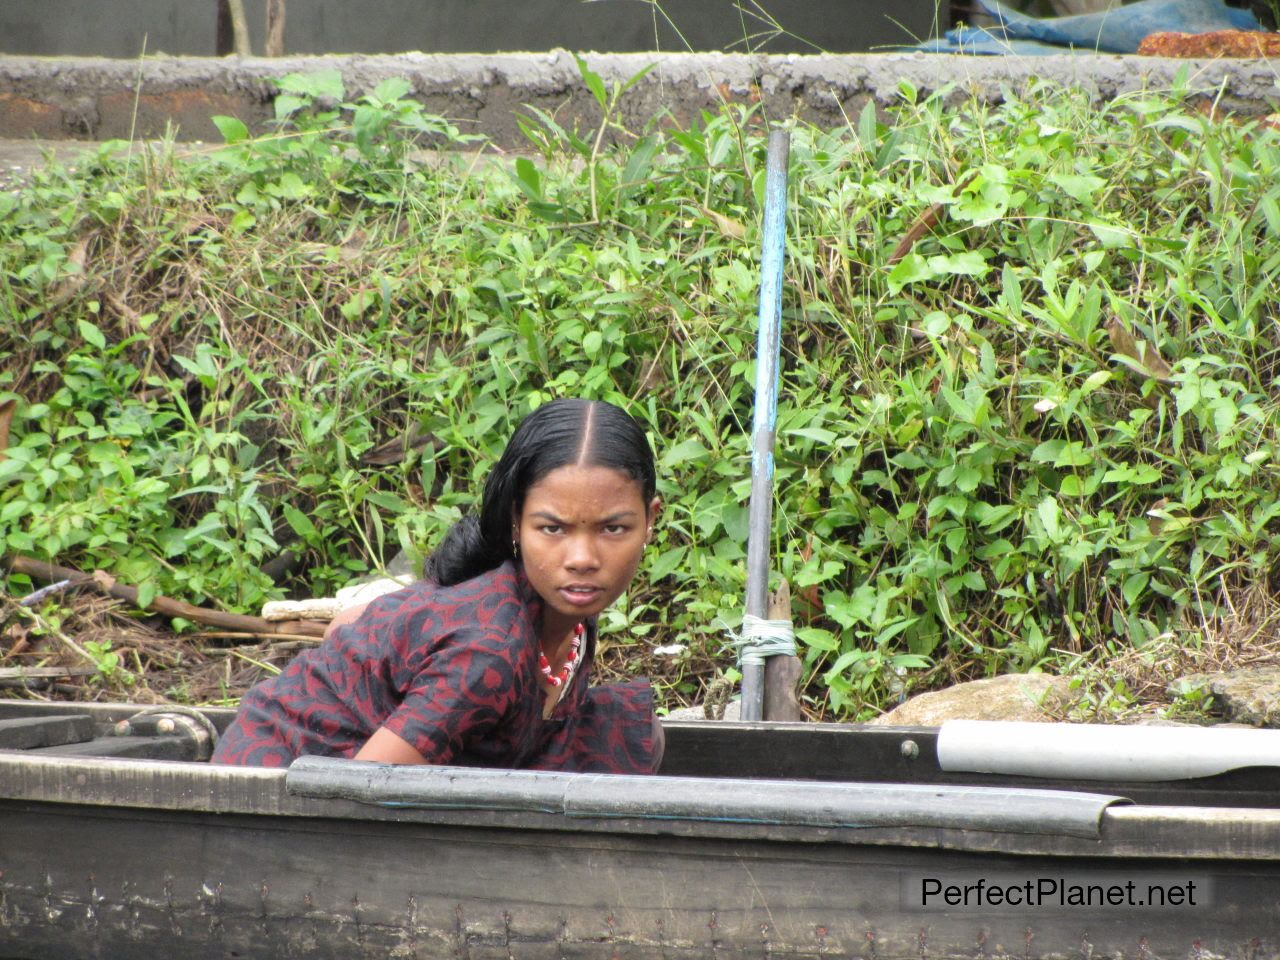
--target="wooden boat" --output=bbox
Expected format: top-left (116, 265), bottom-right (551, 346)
top-left (2, 699), bottom-right (1279, 959)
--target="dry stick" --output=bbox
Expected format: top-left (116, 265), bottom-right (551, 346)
top-left (265, 0), bottom-right (287, 57)
top-left (886, 173), bottom-right (979, 267)
top-left (195, 631), bottom-right (322, 643)
top-left (0, 398), bottom-right (15, 462)
top-left (9, 557), bottom-right (327, 638)
top-left (0, 666), bottom-right (96, 681)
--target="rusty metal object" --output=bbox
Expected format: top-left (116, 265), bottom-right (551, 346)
top-left (1138, 30), bottom-right (1280, 58)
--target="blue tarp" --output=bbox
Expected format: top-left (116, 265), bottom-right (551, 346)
top-left (918, 0), bottom-right (1262, 55)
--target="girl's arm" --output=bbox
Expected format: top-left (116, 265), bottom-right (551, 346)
top-left (353, 726), bottom-right (428, 764)
top-left (323, 602), bottom-right (370, 640)
top-left (327, 603), bottom-right (431, 763)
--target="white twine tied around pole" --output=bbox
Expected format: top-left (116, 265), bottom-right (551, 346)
top-left (728, 613), bottom-right (797, 669)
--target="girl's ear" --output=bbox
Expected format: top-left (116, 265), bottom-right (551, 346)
top-left (646, 498), bottom-right (662, 523)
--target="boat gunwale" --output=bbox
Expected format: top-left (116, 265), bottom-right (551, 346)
top-left (4, 747), bottom-right (1280, 860)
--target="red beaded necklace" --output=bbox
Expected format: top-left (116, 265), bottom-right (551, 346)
top-left (539, 622), bottom-right (583, 688)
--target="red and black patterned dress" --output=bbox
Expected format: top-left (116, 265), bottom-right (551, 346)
top-left (210, 562), bottom-right (657, 773)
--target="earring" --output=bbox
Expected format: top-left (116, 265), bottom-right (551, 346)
top-left (512, 539), bottom-right (520, 559)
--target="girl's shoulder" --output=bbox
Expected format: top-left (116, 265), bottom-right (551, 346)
top-left (363, 560), bottom-right (536, 638)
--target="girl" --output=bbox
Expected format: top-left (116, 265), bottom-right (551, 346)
top-left (211, 398), bottom-right (664, 773)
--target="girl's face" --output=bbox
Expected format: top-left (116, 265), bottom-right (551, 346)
top-left (514, 463), bottom-right (660, 631)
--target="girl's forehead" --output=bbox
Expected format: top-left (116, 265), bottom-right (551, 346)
top-left (522, 463), bottom-right (646, 514)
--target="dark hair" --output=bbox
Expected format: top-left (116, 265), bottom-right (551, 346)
top-left (425, 398), bottom-right (657, 586)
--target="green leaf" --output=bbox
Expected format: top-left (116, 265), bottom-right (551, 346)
top-left (797, 627), bottom-right (838, 653)
top-left (274, 95), bottom-right (307, 120)
top-left (1054, 442), bottom-right (1092, 468)
top-left (211, 115), bottom-right (250, 144)
top-left (366, 490), bottom-right (408, 514)
top-left (891, 450), bottom-right (927, 470)
top-left (932, 250), bottom-right (990, 276)
top-left (77, 320), bottom-right (106, 350)
top-left (1049, 173), bottom-right (1106, 204)
top-left (265, 172), bottom-right (313, 201)
top-left (278, 70), bottom-right (345, 101)
top-left (1037, 497), bottom-right (1061, 541)
top-left (583, 330), bottom-right (604, 357)
top-left (886, 253), bottom-right (930, 293)
top-left (647, 545), bottom-right (686, 581)
top-left (618, 135), bottom-right (659, 201)
top-left (372, 77), bottom-right (412, 103)
top-left (785, 426), bottom-right (838, 445)
top-left (575, 55), bottom-right (609, 109)
top-left (511, 157), bottom-right (543, 201)
top-left (1088, 220), bottom-right (1133, 248)
top-left (1122, 572), bottom-right (1149, 607)
top-left (283, 505), bottom-right (319, 541)
top-left (661, 438), bottom-right (709, 468)
top-left (1030, 439), bottom-right (1091, 467)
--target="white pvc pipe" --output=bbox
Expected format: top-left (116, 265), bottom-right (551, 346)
top-left (937, 720), bottom-right (1280, 781)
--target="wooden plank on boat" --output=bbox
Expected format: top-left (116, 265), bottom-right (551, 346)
top-left (0, 713), bottom-right (94, 750)
top-left (662, 720), bottom-right (1280, 808)
top-left (31, 734), bottom-right (203, 761)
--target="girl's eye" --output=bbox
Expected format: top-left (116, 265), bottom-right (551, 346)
top-left (540, 524), bottom-right (562, 535)
top-left (605, 524), bottom-right (628, 535)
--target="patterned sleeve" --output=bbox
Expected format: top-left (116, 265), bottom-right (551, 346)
top-left (526, 680), bottom-right (657, 774)
top-left (381, 627), bottom-right (533, 764)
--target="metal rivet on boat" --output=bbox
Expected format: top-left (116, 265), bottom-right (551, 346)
top-left (900, 739), bottom-right (919, 760)
top-left (156, 718), bottom-right (175, 734)
top-left (113, 720), bottom-right (132, 736)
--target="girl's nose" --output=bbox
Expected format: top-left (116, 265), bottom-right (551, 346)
top-left (564, 534), bottom-right (601, 571)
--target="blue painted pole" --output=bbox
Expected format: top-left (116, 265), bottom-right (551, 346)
top-left (740, 128), bottom-right (790, 723)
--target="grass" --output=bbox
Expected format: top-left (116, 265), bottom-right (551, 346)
top-left (3, 65), bottom-right (1280, 720)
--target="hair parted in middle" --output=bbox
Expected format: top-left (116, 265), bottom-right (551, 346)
top-left (425, 398), bottom-right (656, 586)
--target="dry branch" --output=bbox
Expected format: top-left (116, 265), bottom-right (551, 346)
top-left (0, 666), bottom-right (96, 681)
top-left (8, 557), bottom-right (327, 638)
top-left (0, 399), bottom-right (14, 462)
top-left (887, 173), bottom-right (979, 266)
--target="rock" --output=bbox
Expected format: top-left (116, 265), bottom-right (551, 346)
top-left (664, 701), bottom-right (741, 722)
top-left (1168, 667), bottom-right (1280, 727)
top-left (867, 674), bottom-right (1071, 726)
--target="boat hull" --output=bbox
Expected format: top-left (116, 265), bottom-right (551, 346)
top-left (2, 702), bottom-right (1280, 958)
top-left (5, 797), bottom-right (1278, 960)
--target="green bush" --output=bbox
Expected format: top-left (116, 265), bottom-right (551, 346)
top-left (3, 65), bottom-right (1279, 716)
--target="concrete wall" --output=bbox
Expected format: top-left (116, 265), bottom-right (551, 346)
top-left (0, 1), bottom-right (943, 58)
top-left (0, 51), bottom-right (1276, 146)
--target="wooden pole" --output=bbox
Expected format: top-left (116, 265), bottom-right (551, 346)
top-left (215, 0), bottom-right (233, 55)
top-left (762, 580), bottom-right (804, 721)
top-left (265, 0), bottom-right (287, 57)
top-left (739, 128), bottom-right (790, 723)
top-left (225, 0), bottom-right (253, 56)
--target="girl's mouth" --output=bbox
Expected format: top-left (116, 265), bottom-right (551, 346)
top-left (560, 585), bottom-right (603, 606)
